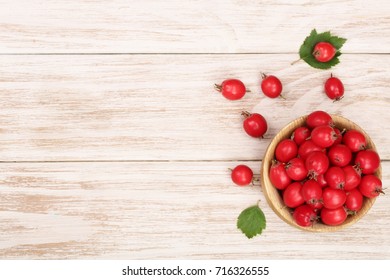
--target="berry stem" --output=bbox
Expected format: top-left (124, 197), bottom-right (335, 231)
top-left (251, 177), bottom-right (260, 186)
top-left (346, 209), bottom-right (357, 216)
top-left (291, 57), bottom-right (303, 65)
top-left (333, 96), bottom-right (344, 103)
top-left (291, 53), bottom-right (311, 65)
top-left (308, 171), bottom-right (318, 180)
top-left (312, 50), bottom-right (320, 57)
top-left (353, 163), bottom-right (363, 174)
top-left (214, 84), bottom-right (222, 92)
top-left (241, 111), bottom-right (251, 118)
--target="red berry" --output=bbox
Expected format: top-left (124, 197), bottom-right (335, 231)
top-left (292, 126), bottom-right (310, 145)
top-left (358, 175), bottom-right (383, 198)
top-left (325, 74), bottom-right (344, 101)
top-left (261, 74), bottom-right (283, 98)
top-left (332, 128), bottom-right (343, 145)
top-left (325, 166), bottom-right (346, 189)
top-left (355, 149), bottom-right (380, 175)
top-left (305, 151), bottom-right (329, 177)
top-left (328, 144), bottom-right (352, 167)
top-left (283, 182), bottom-right (305, 208)
top-left (301, 179), bottom-right (323, 209)
top-left (321, 207), bottom-right (347, 226)
top-left (214, 79), bottom-right (247, 100)
top-left (316, 173), bottom-right (328, 188)
top-left (231, 165), bottom-right (253, 186)
top-left (343, 165), bottom-right (362, 191)
top-left (285, 157), bottom-right (308, 181)
top-left (313, 42), bottom-right (336, 62)
top-left (311, 125), bottom-right (338, 148)
top-left (269, 161), bottom-right (291, 190)
top-left (293, 205), bottom-right (317, 227)
top-left (343, 130), bottom-right (366, 152)
top-left (345, 189), bottom-right (363, 212)
top-left (322, 187), bottom-right (346, 209)
top-left (306, 111), bottom-right (333, 129)
top-left (242, 111), bottom-right (268, 138)
top-left (275, 139), bottom-right (298, 163)
top-left (298, 139), bottom-right (323, 160)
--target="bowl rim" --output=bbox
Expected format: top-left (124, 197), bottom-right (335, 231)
top-left (260, 114), bottom-right (381, 232)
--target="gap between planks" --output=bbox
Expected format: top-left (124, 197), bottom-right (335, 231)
top-left (0, 53), bottom-right (390, 56)
top-left (0, 159), bottom-right (388, 163)
top-left (0, 159), bottom-right (262, 164)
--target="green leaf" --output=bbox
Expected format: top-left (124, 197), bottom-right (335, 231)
top-left (328, 36), bottom-right (347, 49)
top-left (237, 204), bottom-right (266, 239)
top-left (298, 29), bottom-right (347, 69)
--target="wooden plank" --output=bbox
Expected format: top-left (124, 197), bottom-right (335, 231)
top-left (0, 161), bottom-right (388, 259)
top-left (0, 0), bottom-right (389, 53)
top-left (0, 54), bottom-right (389, 161)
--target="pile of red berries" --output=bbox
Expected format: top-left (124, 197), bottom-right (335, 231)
top-left (269, 111), bottom-right (382, 226)
top-left (214, 38), bottom-right (382, 232)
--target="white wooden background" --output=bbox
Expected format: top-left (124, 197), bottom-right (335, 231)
top-left (0, 0), bottom-right (389, 259)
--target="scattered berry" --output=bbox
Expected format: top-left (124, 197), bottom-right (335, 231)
top-left (231, 165), bottom-right (253, 186)
top-left (260, 74), bottom-right (283, 99)
top-left (214, 79), bottom-right (248, 100)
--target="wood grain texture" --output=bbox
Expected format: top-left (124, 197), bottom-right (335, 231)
top-left (0, 54), bottom-right (389, 161)
top-left (0, 0), bottom-right (389, 53)
top-left (0, 161), bottom-right (389, 259)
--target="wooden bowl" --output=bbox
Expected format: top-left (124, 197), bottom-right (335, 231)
top-left (261, 115), bottom-right (382, 232)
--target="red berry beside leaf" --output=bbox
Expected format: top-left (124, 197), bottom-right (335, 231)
top-left (313, 42), bottom-right (336, 62)
top-left (297, 29), bottom-right (347, 69)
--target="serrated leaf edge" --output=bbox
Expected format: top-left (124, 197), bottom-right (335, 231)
top-left (237, 204), bottom-right (266, 239)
